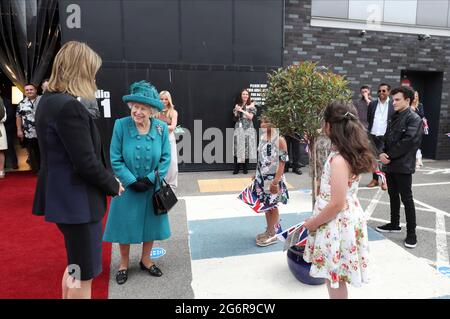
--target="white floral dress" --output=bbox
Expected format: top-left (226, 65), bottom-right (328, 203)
top-left (303, 151), bottom-right (369, 289)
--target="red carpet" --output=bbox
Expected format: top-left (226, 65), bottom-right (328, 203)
top-left (0, 172), bottom-right (111, 299)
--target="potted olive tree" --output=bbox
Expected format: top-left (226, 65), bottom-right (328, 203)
top-left (263, 61), bottom-right (352, 205)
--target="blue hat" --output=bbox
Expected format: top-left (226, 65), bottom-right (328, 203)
top-left (122, 81), bottom-right (164, 111)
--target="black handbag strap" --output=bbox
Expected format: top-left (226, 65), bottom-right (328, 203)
top-left (154, 170), bottom-right (169, 190)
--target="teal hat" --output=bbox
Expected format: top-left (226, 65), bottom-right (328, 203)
top-left (122, 80), bottom-right (164, 111)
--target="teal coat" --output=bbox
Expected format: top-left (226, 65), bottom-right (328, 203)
top-left (103, 116), bottom-right (171, 244)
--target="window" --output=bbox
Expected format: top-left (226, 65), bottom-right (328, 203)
top-left (311, 0), bottom-right (349, 19)
top-left (417, 0), bottom-right (449, 27)
top-left (383, 0), bottom-right (417, 25)
top-left (348, 0), bottom-right (384, 22)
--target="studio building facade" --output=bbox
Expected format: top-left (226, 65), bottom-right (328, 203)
top-left (2, 0), bottom-right (449, 173)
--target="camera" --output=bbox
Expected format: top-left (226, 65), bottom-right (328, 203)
top-left (418, 34), bottom-right (431, 41)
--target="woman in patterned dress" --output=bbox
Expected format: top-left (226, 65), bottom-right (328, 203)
top-left (232, 89), bottom-right (257, 174)
top-left (303, 101), bottom-right (375, 298)
top-left (254, 115), bottom-right (289, 247)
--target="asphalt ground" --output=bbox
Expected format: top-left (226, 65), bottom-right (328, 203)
top-left (107, 159), bottom-right (450, 298)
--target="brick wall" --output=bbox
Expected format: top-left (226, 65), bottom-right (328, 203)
top-left (284, 0), bottom-right (450, 159)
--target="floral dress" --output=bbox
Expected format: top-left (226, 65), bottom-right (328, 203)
top-left (233, 104), bottom-right (257, 163)
top-left (252, 136), bottom-right (289, 211)
top-left (303, 151), bottom-right (369, 289)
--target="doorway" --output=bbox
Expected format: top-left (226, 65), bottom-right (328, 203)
top-left (400, 70), bottom-right (444, 159)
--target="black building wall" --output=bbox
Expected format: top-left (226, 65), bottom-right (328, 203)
top-left (58, 0), bottom-right (284, 170)
top-left (284, 0), bottom-right (450, 160)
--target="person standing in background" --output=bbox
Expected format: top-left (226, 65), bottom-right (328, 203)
top-left (284, 134), bottom-right (303, 175)
top-left (16, 83), bottom-right (41, 173)
top-left (232, 89), bottom-right (257, 174)
top-left (411, 91), bottom-right (425, 168)
top-left (353, 85), bottom-right (371, 130)
top-left (366, 83), bottom-right (394, 188)
top-left (0, 99), bottom-right (7, 178)
top-left (157, 90), bottom-right (179, 188)
top-left (0, 93), bottom-right (18, 170)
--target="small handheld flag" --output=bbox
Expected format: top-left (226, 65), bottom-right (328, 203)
top-left (237, 184), bottom-right (272, 213)
top-left (374, 170), bottom-right (386, 187)
top-left (267, 221), bottom-right (309, 251)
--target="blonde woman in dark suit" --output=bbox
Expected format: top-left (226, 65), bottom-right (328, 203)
top-left (33, 41), bottom-right (124, 299)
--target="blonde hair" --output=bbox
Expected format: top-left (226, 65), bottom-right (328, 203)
top-left (159, 90), bottom-right (177, 119)
top-left (47, 41), bottom-right (101, 100)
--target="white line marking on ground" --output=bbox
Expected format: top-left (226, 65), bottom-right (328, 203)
top-left (359, 181), bottom-right (450, 191)
top-left (359, 197), bottom-right (436, 213)
top-left (413, 199), bottom-right (450, 273)
top-left (363, 188), bottom-right (383, 220)
top-left (369, 217), bottom-right (450, 236)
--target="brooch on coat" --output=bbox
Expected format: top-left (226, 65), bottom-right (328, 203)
top-left (156, 124), bottom-right (163, 136)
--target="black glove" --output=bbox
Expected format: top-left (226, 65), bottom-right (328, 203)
top-left (129, 180), bottom-right (150, 192)
top-left (137, 177), bottom-right (153, 187)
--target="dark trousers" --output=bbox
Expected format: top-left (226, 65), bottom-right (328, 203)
top-left (24, 137), bottom-right (40, 172)
top-left (369, 134), bottom-right (384, 180)
top-left (285, 135), bottom-right (301, 170)
top-left (5, 129), bottom-right (18, 168)
top-left (386, 173), bottom-right (416, 234)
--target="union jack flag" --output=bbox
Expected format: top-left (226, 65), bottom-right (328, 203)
top-left (294, 225), bottom-right (309, 248)
top-left (237, 184), bottom-right (272, 213)
top-left (374, 169), bottom-right (386, 186)
top-left (282, 224), bottom-right (309, 251)
top-left (275, 222), bottom-right (303, 241)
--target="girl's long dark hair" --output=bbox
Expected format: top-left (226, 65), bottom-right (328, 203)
top-left (324, 101), bottom-right (375, 176)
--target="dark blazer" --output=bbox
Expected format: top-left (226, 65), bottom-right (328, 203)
top-left (367, 98), bottom-right (395, 134)
top-left (33, 92), bottom-right (119, 224)
top-left (383, 108), bottom-right (423, 174)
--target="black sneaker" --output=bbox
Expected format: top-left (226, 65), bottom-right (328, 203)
top-left (375, 223), bottom-right (401, 233)
top-left (404, 234), bottom-right (417, 248)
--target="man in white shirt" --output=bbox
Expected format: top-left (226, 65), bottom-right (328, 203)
top-left (366, 83), bottom-right (394, 187)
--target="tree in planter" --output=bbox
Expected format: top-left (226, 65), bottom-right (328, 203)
top-left (263, 61), bottom-right (352, 206)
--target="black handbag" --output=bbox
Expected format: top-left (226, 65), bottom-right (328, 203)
top-left (153, 171), bottom-right (178, 215)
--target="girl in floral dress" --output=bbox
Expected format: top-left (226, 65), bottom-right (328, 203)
top-left (303, 101), bottom-right (375, 298)
top-left (254, 115), bottom-right (289, 247)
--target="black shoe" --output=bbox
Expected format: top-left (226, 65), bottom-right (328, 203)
top-left (233, 157), bottom-right (239, 174)
top-left (404, 234), bottom-right (417, 248)
top-left (116, 269), bottom-right (128, 285)
top-left (140, 261), bottom-right (162, 277)
top-left (376, 223), bottom-right (401, 233)
top-left (292, 168), bottom-right (303, 175)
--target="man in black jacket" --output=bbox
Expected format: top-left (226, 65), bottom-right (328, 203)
top-left (376, 86), bottom-right (423, 248)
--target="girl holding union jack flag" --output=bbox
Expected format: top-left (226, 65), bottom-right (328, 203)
top-left (247, 115), bottom-right (290, 247)
top-left (302, 101), bottom-right (374, 299)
